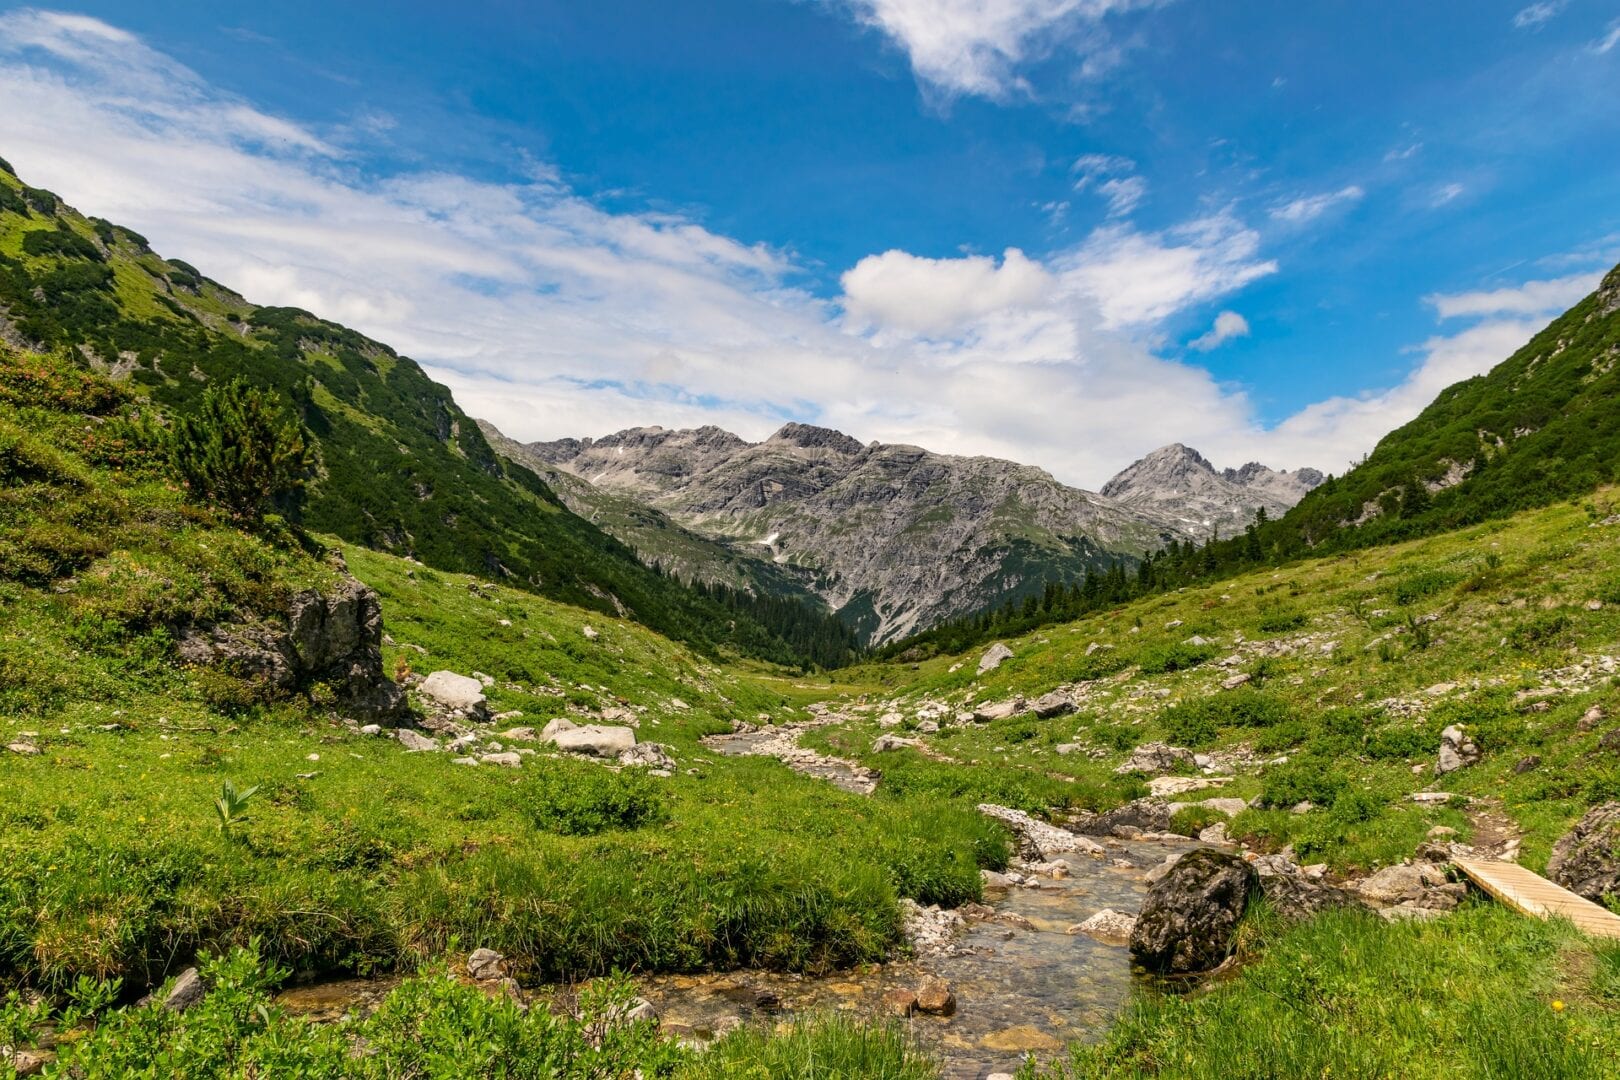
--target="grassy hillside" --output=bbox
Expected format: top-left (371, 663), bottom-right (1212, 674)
top-left (1268, 261), bottom-right (1620, 552)
top-left (0, 160), bottom-right (848, 670)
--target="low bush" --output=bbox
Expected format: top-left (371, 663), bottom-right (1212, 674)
top-left (1137, 642), bottom-right (1217, 675)
top-left (518, 759), bottom-right (670, 837)
top-left (1259, 756), bottom-right (1348, 809)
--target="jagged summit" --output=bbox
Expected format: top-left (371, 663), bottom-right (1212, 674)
top-left (1103, 444), bottom-right (1323, 534)
top-left (767, 422), bottom-right (866, 455)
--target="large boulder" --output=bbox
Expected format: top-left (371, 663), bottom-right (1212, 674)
top-left (1129, 849), bottom-right (1256, 975)
top-left (1029, 691), bottom-right (1075, 718)
top-left (978, 642), bottom-right (1014, 674)
top-left (1260, 873), bottom-right (1368, 923)
top-left (177, 573), bottom-right (406, 720)
top-left (550, 724), bottom-right (636, 758)
top-left (1547, 802), bottom-right (1620, 903)
top-left (416, 671), bottom-right (489, 722)
top-left (1073, 798), bottom-right (1172, 837)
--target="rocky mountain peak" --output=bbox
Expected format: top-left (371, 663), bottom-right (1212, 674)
top-left (1102, 444), bottom-right (1322, 535)
top-left (768, 422), bottom-right (866, 455)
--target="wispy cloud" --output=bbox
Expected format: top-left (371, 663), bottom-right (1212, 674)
top-left (1188, 310), bottom-right (1249, 351)
top-left (1269, 184), bottom-right (1364, 224)
top-left (1071, 153), bottom-right (1145, 217)
top-left (1513, 1), bottom-right (1567, 30)
top-left (1431, 182), bottom-right (1465, 206)
top-left (1594, 19), bottom-right (1620, 55)
top-left (1383, 142), bottom-right (1423, 162)
top-left (1425, 271), bottom-right (1602, 319)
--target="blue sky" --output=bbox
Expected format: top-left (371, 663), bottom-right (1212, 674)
top-left (0, 2), bottom-right (1616, 485)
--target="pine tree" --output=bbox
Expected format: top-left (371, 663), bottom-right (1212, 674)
top-left (168, 377), bottom-right (314, 523)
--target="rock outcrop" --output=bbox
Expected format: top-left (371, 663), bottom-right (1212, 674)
top-left (176, 573), bottom-right (406, 720)
top-left (1129, 849), bottom-right (1256, 975)
top-left (1547, 802), bottom-right (1620, 902)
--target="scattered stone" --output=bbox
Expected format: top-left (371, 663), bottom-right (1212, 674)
top-left (978, 804), bottom-right (1104, 860)
top-left (1578, 706), bottom-right (1606, 733)
top-left (1114, 742), bottom-right (1196, 775)
top-left (479, 752), bottom-right (523, 768)
top-left (914, 978), bottom-right (956, 1016)
top-left (1436, 725), bottom-right (1480, 774)
top-left (972, 698), bottom-right (1025, 723)
top-left (1075, 798), bottom-right (1173, 837)
top-left (6, 1050), bottom-right (51, 1077)
top-left (980, 869), bottom-right (1016, 889)
top-left (416, 670), bottom-right (490, 720)
top-left (395, 729), bottom-right (439, 752)
top-left (1261, 873), bottom-right (1368, 923)
top-left (995, 912), bottom-right (1038, 932)
top-left (877, 711), bottom-right (904, 728)
top-left (451, 756), bottom-right (478, 767)
top-left (619, 743), bottom-right (676, 769)
top-left (898, 898), bottom-right (966, 955)
top-left (978, 642), bottom-right (1014, 674)
top-left (1029, 691), bottom-right (1075, 718)
top-left (1353, 862), bottom-right (1454, 906)
top-left (1512, 755), bottom-right (1542, 774)
top-left (1291, 800), bottom-right (1315, 815)
top-left (1198, 822), bottom-right (1230, 844)
top-left (540, 718), bottom-right (578, 741)
top-left (1148, 775), bottom-right (1229, 798)
top-left (549, 725), bottom-right (636, 758)
top-left (164, 967), bottom-right (207, 1012)
top-left (1547, 802), bottom-right (1620, 903)
top-left (467, 948), bottom-right (505, 981)
top-left (872, 734), bottom-right (924, 753)
top-left (582, 625), bottom-right (599, 641)
top-left (882, 988), bottom-right (918, 1017)
top-left (5, 741), bottom-right (39, 755)
top-left (359, 724), bottom-right (382, 736)
top-left (1409, 791), bottom-right (1456, 805)
top-left (980, 1026), bottom-right (1061, 1053)
top-left (1427, 826), bottom-right (1458, 840)
top-left (1068, 909), bottom-right (1136, 944)
top-left (1221, 673), bottom-right (1251, 690)
top-left (1130, 850), bottom-right (1256, 975)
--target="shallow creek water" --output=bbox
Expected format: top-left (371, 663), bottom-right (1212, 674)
top-left (636, 838), bottom-right (1194, 1080)
top-left (276, 728), bottom-right (1194, 1078)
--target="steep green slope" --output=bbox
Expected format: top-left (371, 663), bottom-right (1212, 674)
top-left (0, 159), bottom-right (848, 668)
top-left (1278, 261), bottom-right (1620, 550)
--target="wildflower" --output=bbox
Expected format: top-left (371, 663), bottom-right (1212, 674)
top-left (1552, 1000), bottom-right (1566, 1012)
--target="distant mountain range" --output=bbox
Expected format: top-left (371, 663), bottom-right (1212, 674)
top-left (488, 420), bottom-right (1318, 643)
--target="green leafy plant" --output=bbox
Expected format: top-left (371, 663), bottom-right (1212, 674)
top-left (213, 779), bottom-right (260, 839)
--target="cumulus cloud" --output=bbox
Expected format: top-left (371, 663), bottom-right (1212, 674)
top-left (1188, 310), bottom-right (1249, 351)
top-left (831, 0), bottom-right (1158, 99)
top-left (1425, 271), bottom-right (1602, 319)
top-left (0, 9), bottom-right (1570, 491)
top-left (1270, 185), bottom-right (1364, 224)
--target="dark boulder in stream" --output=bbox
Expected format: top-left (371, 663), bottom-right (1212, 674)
top-left (1130, 849), bottom-right (1256, 975)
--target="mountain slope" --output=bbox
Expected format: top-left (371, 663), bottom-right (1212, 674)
top-left (1272, 260), bottom-right (1620, 550)
top-left (0, 160), bottom-right (846, 666)
top-left (1101, 443), bottom-right (1323, 537)
top-left (503, 421), bottom-right (1177, 643)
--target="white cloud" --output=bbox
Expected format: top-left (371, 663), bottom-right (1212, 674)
top-left (1594, 19), bottom-right (1620, 54)
top-left (1071, 153), bottom-right (1145, 216)
top-left (1425, 271), bottom-right (1602, 319)
top-left (1270, 184), bottom-right (1364, 224)
top-left (1383, 142), bottom-right (1423, 162)
top-left (831, 0), bottom-right (1157, 99)
top-left (1188, 310), bottom-right (1249, 351)
top-left (1431, 182), bottom-right (1465, 206)
top-left (0, 10), bottom-right (1573, 492)
top-left (1513, 1), bottom-right (1567, 29)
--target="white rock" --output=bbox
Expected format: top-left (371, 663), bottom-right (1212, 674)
top-left (550, 725), bottom-right (636, 758)
top-left (1067, 908), bottom-right (1137, 944)
top-left (978, 642), bottom-right (1014, 674)
top-left (418, 670), bottom-right (487, 713)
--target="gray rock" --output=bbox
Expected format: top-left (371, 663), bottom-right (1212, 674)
top-left (417, 671), bottom-right (489, 720)
top-left (978, 643), bottom-right (1014, 674)
top-left (467, 948), bottom-right (505, 980)
top-left (1353, 862), bottom-right (1451, 906)
top-left (619, 742), bottom-right (676, 769)
top-left (539, 718), bottom-right (578, 741)
top-left (479, 752), bottom-right (523, 768)
top-left (1068, 908), bottom-right (1137, 944)
top-left (1113, 742), bottom-right (1196, 775)
top-left (1547, 802), bottom-right (1620, 903)
top-left (164, 967), bottom-right (207, 1012)
top-left (1074, 798), bottom-right (1172, 837)
top-left (1436, 724), bottom-right (1479, 774)
top-left (872, 733), bottom-right (924, 752)
top-left (1029, 691), bottom-right (1075, 718)
top-left (1130, 849), bottom-right (1257, 975)
top-left (972, 697), bottom-right (1024, 723)
top-left (977, 803), bottom-right (1105, 861)
top-left (550, 724), bottom-right (636, 758)
top-left (1261, 874), bottom-right (1369, 922)
top-left (395, 729), bottom-right (439, 752)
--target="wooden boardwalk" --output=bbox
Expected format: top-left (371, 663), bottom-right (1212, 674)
top-left (1453, 858), bottom-right (1620, 939)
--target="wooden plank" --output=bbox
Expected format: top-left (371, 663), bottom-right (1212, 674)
top-left (1453, 858), bottom-right (1620, 939)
